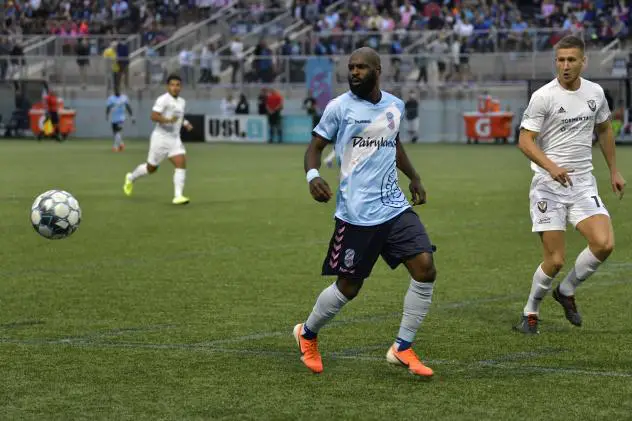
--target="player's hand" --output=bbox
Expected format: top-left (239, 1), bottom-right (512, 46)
top-left (131, 118), bottom-right (136, 125)
top-left (611, 171), bottom-right (626, 199)
top-left (409, 178), bottom-right (426, 205)
top-left (309, 177), bottom-right (332, 203)
top-left (184, 122), bottom-right (193, 132)
top-left (548, 165), bottom-right (574, 187)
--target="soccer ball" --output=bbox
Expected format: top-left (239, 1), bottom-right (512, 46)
top-left (30, 190), bottom-right (81, 240)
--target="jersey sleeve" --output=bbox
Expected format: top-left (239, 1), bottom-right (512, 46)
top-left (520, 91), bottom-right (549, 133)
top-left (595, 88), bottom-right (611, 125)
top-left (106, 96), bottom-right (114, 107)
top-left (313, 98), bottom-right (341, 142)
top-left (152, 95), bottom-right (167, 113)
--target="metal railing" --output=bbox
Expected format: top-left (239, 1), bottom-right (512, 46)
top-left (5, 50), bottom-right (625, 94)
top-left (310, 27), bottom-right (599, 54)
top-left (20, 34), bottom-right (142, 57)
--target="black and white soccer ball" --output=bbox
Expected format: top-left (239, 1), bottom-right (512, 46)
top-left (30, 190), bottom-right (81, 239)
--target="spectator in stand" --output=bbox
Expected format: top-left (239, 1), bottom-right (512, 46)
top-left (390, 34), bottom-right (403, 82)
top-left (253, 39), bottom-right (275, 83)
top-left (103, 41), bottom-right (118, 94)
top-left (76, 38), bottom-right (90, 89)
top-left (199, 42), bottom-right (218, 84)
top-left (235, 94), bottom-right (250, 115)
top-left (0, 37), bottom-right (10, 81)
top-left (230, 36), bottom-right (244, 84)
top-left (116, 39), bottom-right (129, 91)
top-left (178, 47), bottom-right (194, 85)
top-left (9, 40), bottom-right (24, 78)
top-left (220, 92), bottom-right (237, 115)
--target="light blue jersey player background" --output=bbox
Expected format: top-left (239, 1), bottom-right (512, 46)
top-left (314, 91), bottom-right (409, 226)
top-left (107, 94), bottom-right (130, 124)
top-left (106, 93), bottom-right (133, 151)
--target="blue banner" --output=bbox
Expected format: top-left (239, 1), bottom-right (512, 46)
top-left (281, 115), bottom-right (313, 144)
top-left (306, 57), bottom-right (334, 113)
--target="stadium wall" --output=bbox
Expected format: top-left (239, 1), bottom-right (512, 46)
top-left (68, 98), bottom-right (529, 143)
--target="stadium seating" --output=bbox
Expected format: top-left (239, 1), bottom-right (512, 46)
top-left (3, 0), bottom-right (630, 93)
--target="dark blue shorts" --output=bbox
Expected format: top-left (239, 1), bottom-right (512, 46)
top-left (321, 208), bottom-right (435, 280)
top-left (112, 122), bottom-right (123, 133)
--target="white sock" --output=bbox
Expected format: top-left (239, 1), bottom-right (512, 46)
top-left (128, 163), bottom-right (149, 182)
top-left (559, 247), bottom-right (602, 296)
top-left (523, 264), bottom-right (554, 316)
top-left (114, 133), bottom-right (121, 147)
top-left (396, 279), bottom-right (434, 345)
top-left (303, 282), bottom-right (349, 334)
top-left (174, 168), bottom-right (186, 198)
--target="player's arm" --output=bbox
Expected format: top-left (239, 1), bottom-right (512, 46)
top-left (105, 104), bottom-right (112, 120)
top-left (151, 97), bottom-right (177, 124)
top-left (151, 110), bottom-right (177, 124)
top-left (596, 117), bottom-right (626, 198)
top-left (518, 93), bottom-right (574, 187)
top-left (395, 134), bottom-right (425, 205)
top-left (181, 101), bottom-right (193, 131)
top-left (305, 99), bottom-right (341, 203)
top-left (305, 133), bottom-right (332, 202)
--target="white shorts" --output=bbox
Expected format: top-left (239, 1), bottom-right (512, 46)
top-left (529, 172), bottom-right (610, 232)
top-left (147, 133), bottom-right (186, 166)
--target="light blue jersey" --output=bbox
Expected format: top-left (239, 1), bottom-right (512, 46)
top-left (314, 91), bottom-right (410, 226)
top-left (107, 94), bottom-right (129, 124)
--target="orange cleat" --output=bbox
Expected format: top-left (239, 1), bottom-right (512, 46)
top-left (386, 345), bottom-right (434, 377)
top-left (293, 324), bottom-right (323, 374)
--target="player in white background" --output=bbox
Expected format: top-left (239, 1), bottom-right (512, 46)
top-left (123, 74), bottom-right (194, 205)
top-left (106, 88), bottom-right (135, 152)
top-left (514, 36), bottom-right (626, 334)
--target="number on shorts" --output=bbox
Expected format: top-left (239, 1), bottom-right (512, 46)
top-left (591, 195), bottom-right (601, 207)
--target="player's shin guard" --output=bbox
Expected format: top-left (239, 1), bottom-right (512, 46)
top-left (395, 279), bottom-right (433, 350)
top-left (303, 282), bottom-right (349, 337)
top-left (174, 168), bottom-right (186, 198)
top-left (129, 163), bottom-right (149, 181)
top-left (114, 133), bottom-right (122, 148)
top-left (559, 247), bottom-right (602, 296)
top-left (524, 264), bottom-right (554, 316)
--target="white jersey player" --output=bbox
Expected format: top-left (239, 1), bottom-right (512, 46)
top-left (514, 36), bottom-right (626, 334)
top-left (123, 74), bottom-right (194, 205)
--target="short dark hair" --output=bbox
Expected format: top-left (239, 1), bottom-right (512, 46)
top-left (555, 35), bottom-right (585, 53)
top-left (166, 74), bottom-right (182, 84)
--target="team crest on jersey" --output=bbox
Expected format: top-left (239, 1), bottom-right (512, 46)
top-left (587, 100), bottom-right (596, 112)
top-left (386, 112), bottom-right (395, 130)
top-left (344, 249), bottom-right (355, 268)
top-left (537, 201), bottom-right (547, 213)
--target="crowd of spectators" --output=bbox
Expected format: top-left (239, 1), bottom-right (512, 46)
top-left (297, 0), bottom-right (632, 55)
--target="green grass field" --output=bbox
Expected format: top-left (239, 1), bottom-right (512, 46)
top-left (0, 140), bottom-right (631, 420)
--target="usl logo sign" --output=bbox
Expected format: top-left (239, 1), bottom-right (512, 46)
top-left (204, 115), bottom-right (268, 143)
